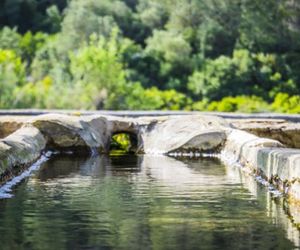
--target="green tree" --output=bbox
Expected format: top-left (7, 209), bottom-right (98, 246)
top-left (68, 32), bottom-right (129, 109)
top-left (0, 49), bottom-right (26, 108)
top-left (59, 0), bottom-right (136, 51)
top-left (145, 30), bottom-right (192, 90)
top-left (188, 49), bottom-right (298, 101)
top-left (164, 0), bottom-right (241, 57)
top-left (15, 32), bottom-right (130, 110)
top-left (237, 0), bottom-right (300, 53)
top-left (0, 27), bottom-right (49, 63)
top-left (137, 0), bottom-right (168, 30)
top-left (0, 0), bottom-right (66, 33)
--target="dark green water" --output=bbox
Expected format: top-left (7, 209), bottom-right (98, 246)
top-left (0, 155), bottom-right (299, 250)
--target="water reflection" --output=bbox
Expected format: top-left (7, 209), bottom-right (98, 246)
top-left (0, 154), bottom-right (298, 249)
top-left (226, 163), bottom-right (300, 248)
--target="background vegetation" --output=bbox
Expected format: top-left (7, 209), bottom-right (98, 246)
top-left (1, 0), bottom-right (300, 112)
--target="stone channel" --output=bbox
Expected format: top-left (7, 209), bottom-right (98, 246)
top-left (0, 112), bottom-right (300, 227)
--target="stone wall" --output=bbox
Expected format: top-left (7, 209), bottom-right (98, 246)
top-left (0, 113), bottom-right (300, 206)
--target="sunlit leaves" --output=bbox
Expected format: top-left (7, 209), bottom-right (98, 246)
top-left (188, 49), bottom-right (298, 101)
top-left (0, 49), bottom-right (26, 108)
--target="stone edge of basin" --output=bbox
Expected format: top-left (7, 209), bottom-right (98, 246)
top-left (0, 113), bottom-right (300, 205)
top-left (0, 113), bottom-right (147, 182)
top-left (0, 125), bottom-right (46, 182)
top-left (230, 119), bottom-right (300, 149)
top-left (222, 129), bottom-right (300, 204)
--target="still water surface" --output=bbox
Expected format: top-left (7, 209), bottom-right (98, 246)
top-left (0, 155), bottom-right (299, 250)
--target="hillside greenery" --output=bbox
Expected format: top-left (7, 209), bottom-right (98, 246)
top-left (1, 0), bottom-right (300, 112)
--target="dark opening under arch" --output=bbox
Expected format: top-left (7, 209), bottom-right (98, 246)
top-left (109, 131), bottom-right (138, 155)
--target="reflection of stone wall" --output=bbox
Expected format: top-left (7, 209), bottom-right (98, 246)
top-left (222, 128), bottom-right (300, 202)
top-left (0, 113), bottom-right (300, 205)
top-left (225, 162), bottom-right (300, 247)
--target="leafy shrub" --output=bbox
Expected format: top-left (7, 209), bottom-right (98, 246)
top-left (13, 76), bottom-right (53, 108)
top-left (124, 84), bottom-right (191, 110)
top-left (193, 95), bottom-right (270, 113)
top-left (145, 30), bottom-right (192, 90)
top-left (271, 93), bottom-right (300, 114)
top-left (59, 0), bottom-right (132, 51)
top-left (188, 49), bottom-right (298, 101)
top-left (0, 27), bottom-right (49, 63)
top-left (0, 27), bottom-right (21, 53)
top-left (0, 49), bottom-right (26, 108)
top-left (69, 31), bottom-right (128, 109)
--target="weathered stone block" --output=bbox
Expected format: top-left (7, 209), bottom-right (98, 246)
top-left (141, 115), bottom-right (228, 154)
top-left (30, 114), bottom-right (110, 153)
top-left (0, 125), bottom-right (46, 177)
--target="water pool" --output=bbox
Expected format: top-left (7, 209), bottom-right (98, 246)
top-left (0, 154), bottom-right (299, 249)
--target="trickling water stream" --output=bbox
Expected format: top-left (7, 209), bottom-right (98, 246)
top-left (0, 155), bottom-right (299, 249)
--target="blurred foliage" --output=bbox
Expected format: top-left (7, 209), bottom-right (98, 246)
top-left (188, 50), bottom-right (298, 101)
top-left (0, 0), bottom-right (66, 33)
top-left (192, 94), bottom-right (300, 114)
top-left (124, 85), bottom-right (191, 110)
top-left (272, 93), bottom-right (300, 114)
top-left (0, 0), bottom-right (300, 113)
top-left (110, 133), bottom-right (132, 154)
top-left (145, 30), bottom-right (192, 91)
top-left (0, 49), bottom-right (26, 108)
top-left (193, 96), bottom-right (270, 113)
top-left (68, 31), bottom-right (128, 109)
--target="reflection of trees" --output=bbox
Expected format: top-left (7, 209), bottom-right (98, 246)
top-left (0, 155), bottom-right (296, 249)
